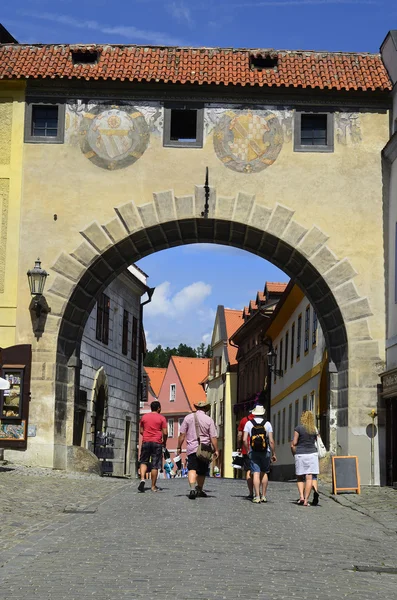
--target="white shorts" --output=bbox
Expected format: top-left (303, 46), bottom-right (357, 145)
top-left (295, 452), bottom-right (319, 476)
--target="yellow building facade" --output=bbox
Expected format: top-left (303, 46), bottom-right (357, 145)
top-left (0, 42), bottom-right (392, 483)
top-left (0, 82), bottom-right (25, 348)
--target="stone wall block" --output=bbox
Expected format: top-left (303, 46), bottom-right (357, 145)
top-left (137, 203), bottom-right (159, 228)
top-left (80, 222), bottom-right (113, 253)
top-left (346, 319), bottom-right (371, 341)
top-left (350, 340), bottom-right (381, 361)
top-left (102, 217), bottom-right (128, 244)
top-left (175, 195), bottom-right (194, 219)
top-left (48, 275), bottom-right (76, 300)
top-left (45, 362), bottom-right (56, 381)
top-left (333, 281), bottom-right (360, 306)
top-left (153, 190), bottom-right (176, 223)
top-left (44, 314), bottom-right (62, 335)
top-left (71, 241), bottom-right (99, 267)
top-left (52, 252), bottom-right (86, 282)
top-left (31, 362), bottom-right (45, 380)
top-left (233, 192), bottom-right (255, 224)
top-left (341, 297), bottom-right (373, 322)
top-left (266, 204), bottom-right (294, 237)
top-left (114, 201), bottom-right (143, 233)
top-left (194, 185), bottom-right (216, 218)
top-left (310, 246), bottom-right (339, 275)
top-left (298, 226), bottom-right (329, 258)
top-left (215, 196), bottom-right (235, 220)
top-left (249, 203), bottom-right (272, 232)
top-left (44, 292), bottom-right (66, 317)
top-left (282, 220), bottom-right (308, 248)
top-left (323, 259), bottom-right (358, 289)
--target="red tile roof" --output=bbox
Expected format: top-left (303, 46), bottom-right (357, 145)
top-left (266, 282), bottom-right (288, 294)
top-left (171, 356), bottom-right (210, 410)
top-left (0, 45), bottom-right (391, 91)
top-left (224, 309), bottom-right (244, 365)
top-left (144, 367), bottom-right (166, 398)
top-left (257, 291), bottom-right (266, 303)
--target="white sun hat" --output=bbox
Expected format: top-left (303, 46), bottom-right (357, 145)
top-left (251, 405), bottom-right (266, 416)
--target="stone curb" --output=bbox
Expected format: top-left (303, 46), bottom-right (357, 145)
top-left (320, 484), bottom-right (397, 534)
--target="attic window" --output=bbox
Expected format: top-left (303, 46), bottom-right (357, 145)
top-left (71, 50), bottom-right (99, 65)
top-left (250, 54), bottom-right (278, 70)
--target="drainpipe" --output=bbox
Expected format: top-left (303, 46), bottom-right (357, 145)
top-left (134, 286), bottom-right (155, 477)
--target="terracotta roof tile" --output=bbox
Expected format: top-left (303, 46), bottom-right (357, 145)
top-left (171, 356), bottom-right (210, 410)
top-left (266, 282), bottom-right (288, 294)
top-left (0, 44), bottom-right (391, 91)
top-left (224, 309), bottom-right (244, 365)
top-left (144, 367), bottom-right (166, 397)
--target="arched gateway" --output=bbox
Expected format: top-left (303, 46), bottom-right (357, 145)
top-left (0, 41), bottom-right (390, 483)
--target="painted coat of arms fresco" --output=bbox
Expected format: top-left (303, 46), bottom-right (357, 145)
top-left (213, 111), bottom-right (284, 173)
top-left (80, 105), bottom-right (150, 170)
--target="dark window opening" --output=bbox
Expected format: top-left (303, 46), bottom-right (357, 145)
top-left (170, 109), bottom-right (197, 142)
top-left (72, 50), bottom-right (99, 64)
top-left (122, 310), bottom-right (129, 356)
top-left (131, 316), bottom-right (138, 361)
top-left (96, 294), bottom-right (110, 345)
top-left (300, 114), bottom-right (327, 146)
top-left (32, 106), bottom-right (59, 138)
top-left (250, 54), bottom-right (278, 70)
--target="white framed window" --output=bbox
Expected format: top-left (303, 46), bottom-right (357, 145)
top-left (219, 400), bottom-right (224, 426)
top-left (170, 384), bottom-right (176, 402)
top-left (178, 417), bottom-right (184, 434)
top-left (167, 419), bottom-right (174, 438)
top-left (309, 391), bottom-right (315, 413)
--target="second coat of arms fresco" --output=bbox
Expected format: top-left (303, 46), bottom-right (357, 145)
top-left (79, 105), bottom-right (150, 170)
top-left (213, 110), bottom-right (284, 173)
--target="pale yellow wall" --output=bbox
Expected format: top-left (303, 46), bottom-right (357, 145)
top-left (10, 96), bottom-right (389, 475)
top-left (223, 371), bottom-right (237, 479)
top-left (0, 83), bottom-right (25, 348)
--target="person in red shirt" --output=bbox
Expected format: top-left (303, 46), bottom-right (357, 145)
top-left (237, 410), bottom-right (254, 499)
top-left (138, 401), bottom-right (168, 493)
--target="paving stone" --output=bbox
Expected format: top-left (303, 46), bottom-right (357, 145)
top-left (0, 468), bottom-right (397, 599)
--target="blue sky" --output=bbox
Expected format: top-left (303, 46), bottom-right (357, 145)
top-left (3, 1), bottom-right (394, 348)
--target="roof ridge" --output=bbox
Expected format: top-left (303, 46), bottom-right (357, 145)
top-left (0, 42), bottom-right (383, 57)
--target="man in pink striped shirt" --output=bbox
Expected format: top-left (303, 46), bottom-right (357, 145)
top-left (177, 400), bottom-right (219, 500)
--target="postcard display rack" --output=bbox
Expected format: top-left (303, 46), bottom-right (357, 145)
top-left (0, 345), bottom-right (32, 449)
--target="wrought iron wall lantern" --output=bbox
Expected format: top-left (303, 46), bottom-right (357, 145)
top-left (267, 347), bottom-right (283, 378)
top-left (27, 259), bottom-right (51, 337)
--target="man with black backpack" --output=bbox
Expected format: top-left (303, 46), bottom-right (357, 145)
top-left (243, 405), bottom-right (276, 504)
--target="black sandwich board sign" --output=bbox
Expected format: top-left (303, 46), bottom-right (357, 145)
top-left (332, 456), bottom-right (360, 495)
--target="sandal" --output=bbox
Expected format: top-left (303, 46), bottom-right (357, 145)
top-left (297, 499), bottom-right (304, 505)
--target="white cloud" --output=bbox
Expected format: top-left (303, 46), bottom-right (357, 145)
top-left (202, 333), bottom-right (211, 344)
top-left (166, 1), bottom-right (194, 26)
top-left (144, 281), bottom-right (212, 319)
top-left (18, 11), bottom-right (186, 46)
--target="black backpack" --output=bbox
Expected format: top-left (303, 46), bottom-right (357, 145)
top-left (250, 418), bottom-right (268, 452)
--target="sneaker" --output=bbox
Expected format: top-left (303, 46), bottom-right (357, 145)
top-left (312, 491), bottom-right (319, 506)
top-left (196, 489), bottom-right (208, 498)
top-left (189, 490), bottom-right (197, 500)
top-left (138, 481), bottom-right (145, 493)
top-left (246, 493), bottom-right (254, 500)
top-left (252, 497), bottom-right (261, 504)
top-left (260, 496), bottom-right (267, 503)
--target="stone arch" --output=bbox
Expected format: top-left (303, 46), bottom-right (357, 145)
top-left (45, 186), bottom-right (380, 478)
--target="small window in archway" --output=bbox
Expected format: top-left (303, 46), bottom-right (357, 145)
top-left (294, 111), bottom-right (334, 153)
top-left (163, 103), bottom-right (204, 148)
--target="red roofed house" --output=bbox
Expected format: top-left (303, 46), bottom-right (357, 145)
top-left (230, 282), bottom-right (288, 437)
top-left (141, 367), bottom-right (167, 415)
top-left (207, 306), bottom-right (244, 478)
top-left (156, 356), bottom-right (210, 462)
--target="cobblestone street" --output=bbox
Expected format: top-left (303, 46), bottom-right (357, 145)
top-left (1, 467), bottom-right (397, 599)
